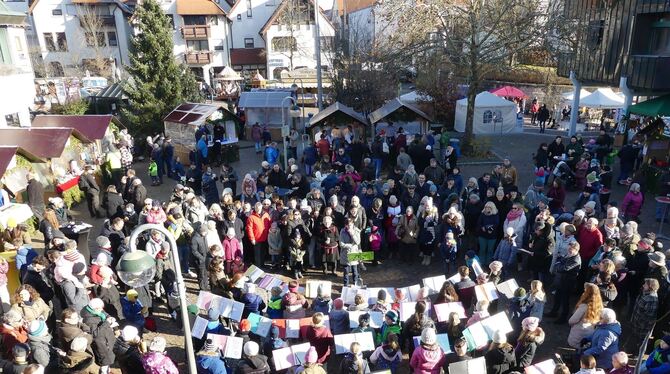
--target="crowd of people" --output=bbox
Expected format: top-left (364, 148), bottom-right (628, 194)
top-left (1, 122), bottom-right (669, 374)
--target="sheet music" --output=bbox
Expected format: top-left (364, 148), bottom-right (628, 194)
top-left (366, 287), bottom-right (394, 305)
top-left (223, 336), bottom-right (244, 359)
top-left (306, 281), bottom-right (332, 299)
top-left (481, 312), bottom-right (514, 338)
top-left (219, 298), bottom-right (244, 322)
top-left (422, 275), bottom-right (447, 295)
top-left (399, 301), bottom-right (431, 322)
top-left (474, 282), bottom-right (499, 302)
top-left (334, 332), bottom-right (375, 354)
top-left (448, 357), bottom-right (486, 374)
top-left (244, 265), bottom-right (265, 283)
top-left (525, 359), bottom-right (556, 374)
top-left (285, 319), bottom-right (300, 339)
top-left (472, 260), bottom-right (484, 277)
top-left (191, 316), bottom-right (208, 339)
top-left (434, 302), bottom-right (467, 321)
top-left (496, 279), bottom-right (519, 299)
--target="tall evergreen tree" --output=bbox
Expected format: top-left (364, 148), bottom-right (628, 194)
top-left (122, 0), bottom-right (201, 136)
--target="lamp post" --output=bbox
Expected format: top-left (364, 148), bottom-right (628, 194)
top-left (117, 224), bottom-right (197, 374)
top-left (290, 78), bottom-right (306, 131)
top-left (281, 96), bottom-right (298, 171)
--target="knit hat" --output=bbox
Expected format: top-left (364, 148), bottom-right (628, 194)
top-left (222, 188), bottom-right (233, 197)
top-left (385, 310), bottom-right (399, 324)
top-left (6, 217), bottom-right (16, 229)
top-left (121, 325), bottom-right (139, 342)
top-left (207, 307), bottom-right (219, 321)
top-left (377, 289), bottom-right (387, 303)
top-left (429, 184), bottom-right (437, 193)
top-left (522, 317), bottom-right (539, 332)
top-left (333, 298), bottom-right (344, 310)
top-left (88, 298), bottom-right (104, 310)
top-left (649, 251), bottom-right (666, 266)
top-left (584, 201), bottom-right (596, 210)
top-left (72, 262), bottom-right (85, 275)
top-left (288, 280), bottom-right (299, 293)
top-left (243, 341), bottom-right (259, 357)
top-left (564, 224), bottom-right (577, 234)
top-left (187, 304), bottom-right (199, 315)
top-left (305, 346), bottom-right (318, 363)
top-left (489, 261), bottom-right (503, 272)
top-left (126, 289), bottom-right (139, 300)
top-left (492, 330), bottom-right (507, 344)
top-left (514, 288), bottom-right (527, 298)
top-left (601, 308), bottom-right (617, 323)
top-left (12, 343), bottom-right (29, 360)
top-left (71, 336), bottom-right (89, 352)
top-left (574, 209), bottom-right (586, 218)
top-left (96, 236), bottom-right (111, 249)
top-left (203, 339), bottom-right (217, 352)
top-left (389, 195), bottom-right (398, 205)
top-left (421, 327), bottom-right (437, 345)
top-left (29, 320), bottom-right (47, 336)
top-left (149, 336), bottom-right (167, 353)
top-left (533, 180), bottom-right (544, 188)
top-left (239, 319), bottom-right (251, 332)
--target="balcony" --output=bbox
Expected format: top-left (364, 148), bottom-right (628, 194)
top-left (185, 51), bottom-right (212, 65)
top-left (627, 55), bottom-right (670, 91)
top-left (181, 25), bottom-right (210, 40)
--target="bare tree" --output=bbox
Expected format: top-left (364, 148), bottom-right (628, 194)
top-left (74, 4), bottom-right (114, 78)
top-left (271, 0), bottom-right (313, 73)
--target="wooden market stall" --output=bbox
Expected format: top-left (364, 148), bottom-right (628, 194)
top-left (164, 102), bottom-right (242, 165)
top-left (369, 98), bottom-right (432, 139)
top-left (307, 102), bottom-right (369, 142)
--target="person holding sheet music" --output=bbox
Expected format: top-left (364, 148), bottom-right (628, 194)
top-left (369, 333), bottom-right (402, 373)
top-left (454, 266), bottom-right (476, 310)
top-left (339, 219), bottom-right (363, 287)
top-left (304, 313), bottom-right (334, 367)
top-left (376, 310), bottom-right (402, 346)
top-left (339, 342), bottom-right (371, 374)
top-left (196, 338), bottom-right (228, 374)
top-left (528, 221), bottom-right (554, 284)
top-left (477, 202), bottom-right (500, 265)
top-left (402, 301), bottom-right (436, 358)
top-left (515, 317), bottom-right (545, 369)
top-left (282, 281), bottom-right (309, 319)
top-left (409, 327), bottom-right (446, 374)
top-left (237, 341), bottom-right (271, 374)
top-left (484, 330), bottom-right (517, 374)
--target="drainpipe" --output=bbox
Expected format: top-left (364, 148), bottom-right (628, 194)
top-left (569, 71), bottom-right (581, 136)
top-left (619, 76), bottom-right (633, 115)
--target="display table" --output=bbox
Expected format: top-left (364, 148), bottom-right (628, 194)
top-left (0, 251), bottom-right (21, 295)
top-left (0, 203), bottom-right (34, 229)
top-left (56, 176), bottom-right (80, 194)
top-left (61, 222), bottom-right (93, 263)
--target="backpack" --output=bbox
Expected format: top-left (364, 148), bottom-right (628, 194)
top-left (78, 175), bottom-right (89, 192)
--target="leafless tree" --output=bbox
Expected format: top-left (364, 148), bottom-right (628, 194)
top-left (271, 0), bottom-right (313, 73)
top-left (73, 4), bottom-right (114, 78)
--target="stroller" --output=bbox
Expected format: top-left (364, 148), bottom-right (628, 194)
top-left (552, 160), bottom-right (576, 189)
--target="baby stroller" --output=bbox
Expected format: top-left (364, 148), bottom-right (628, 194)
top-left (552, 160), bottom-right (576, 189)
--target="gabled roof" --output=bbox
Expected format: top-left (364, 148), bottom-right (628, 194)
top-left (334, 0), bottom-right (376, 16)
top-left (0, 147), bottom-right (18, 178)
top-left (164, 103), bottom-right (239, 126)
top-left (260, 0), bottom-right (335, 35)
top-left (176, 0), bottom-right (226, 15)
top-left (31, 115), bottom-right (115, 142)
top-left (309, 102), bottom-right (368, 127)
top-left (0, 128), bottom-right (73, 159)
top-left (30, 0), bottom-right (133, 15)
top-left (369, 99), bottom-right (431, 124)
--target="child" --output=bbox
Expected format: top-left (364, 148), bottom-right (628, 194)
top-left (352, 313), bottom-right (375, 334)
top-left (527, 280), bottom-right (546, 320)
top-left (370, 333), bottom-right (402, 373)
top-left (339, 342), bottom-right (371, 374)
top-left (267, 222), bottom-right (283, 270)
top-left (440, 231), bottom-right (458, 275)
top-left (488, 261), bottom-right (503, 286)
top-left (493, 227), bottom-right (518, 278)
top-left (369, 226), bottom-right (382, 265)
top-left (376, 310), bottom-right (401, 346)
top-left (266, 286), bottom-right (283, 319)
top-left (312, 285), bottom-right (332, 315)
top-left (508, 288), bottom-right (530, 342)
top-left (288, 228), bottom-right (305, 279)
top-left (222, 228), bottom-right (243, 277)
top-left (149, 158), bottom-right (159, 186)
top-left (465, 250), bottom-right (482, 276)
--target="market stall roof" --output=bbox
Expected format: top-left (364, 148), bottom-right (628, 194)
top-left (0, 128), bottom-right (73, 159)
top-left (93, 83), bottom-right (125, 99)
top-left (369, 98), bottom-right (432, 124)
top-left (399, 91), bottom-right (433, 104)
top-left (0, 147), bottom-right (17, 178)
top-left (230, 48), bottom-right (266, 66)
top-left (31, 115), bottom-right (117, 142)
top-left (176, 0), bottom-right (226, 15)
top-left (628, 94), bottom-right (670, 117)
top-left (309, 102), bottom-right (368, 127)
top-left (215, 66), bottom-right (242, 81)
top-left (489, 86), bottom-right (526, 99)
top-left (562, 88), bottom-right (592, 101)
top-left (163, 103), bottom-right (239, 126)
top-left (579, 87), bottom-right (625, 109)
top-left (456, 91), bottom-right (518, 108)
top-left (238, 91), bottom-right (293, 108)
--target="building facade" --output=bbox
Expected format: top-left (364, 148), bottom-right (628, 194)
top-left (557, 0), bottom-right (670, 95)
top-left (0, 2), bottom-right (36, 127)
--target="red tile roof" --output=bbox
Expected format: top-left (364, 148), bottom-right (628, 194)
top-left (31, 115), bottom-right (113, 142)
top-left (230, 48), bottom-right (266, 66)
top-left (0, 128), bottom-right (73, 159)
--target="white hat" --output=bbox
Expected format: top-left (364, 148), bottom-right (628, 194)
top-left (493, 330), bottom-right (507, 344)
top-left (149, 336), bottom-right (167, 352)
top-left (243, 341), bottom-right (259, 357)
top-left (505, 227), bottom-right (514, 236)
top-left (421, 327), bottom-right (437, 345)
top-left (121, 325), bottom-right (139, 342)
top-left (226, 227), bottom-right (236, 237)
top-left (584, 201), bottom-right (596, 210)
top-left (574, 209), bottom-right (585, 218)
top-left (71, 336), bottom-right (89, 352)
top-left (88, 298), bottom-right (104, 310)
top-left (601, 308), bottom-right (617, 323)
top-left (607, 207), bottom-right (619, 218)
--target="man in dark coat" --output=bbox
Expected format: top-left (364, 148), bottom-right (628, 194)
top-left (547, 241), bottom-right (582, 323)
top-left (82, 166), bottom-right (102, 218)
top-left (131, 179), bottom-right (147, 212)
top-left (26, 172), bottom-right (45, 220)
top-left (80, 298), bottom-right (116, 371)
top-left (190, 225), bottom-right (209, 291)
top-left (103, 186), bottom-right (124, 219)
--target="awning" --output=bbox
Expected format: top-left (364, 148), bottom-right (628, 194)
top-left (0, 128), bottom-right (73, 159)
top-left (238, 91), bottom-right (294, 108)
top-left (31, 115), bottom-right (116, 142)
top-left (93, 83), bottom-right (125, 99)
top-left (309, 102), bottom-right (368, 127)
top-left (489, 86), bottom-right (526, 99)
top-left (176, 0), bottom-right (226, 15)
top-left (164, 102), bottom-right (239, 126)
top-left (562, 89), bottom-right (591, 102)
top-left (369, 98), bottom-right (432, 124)
top-left (0, 147), bottom-right (17, 178)
top-left (628, 94), bottom-right (670, 117)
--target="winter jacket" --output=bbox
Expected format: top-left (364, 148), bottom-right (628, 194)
top-left (340, 352), bottom-right (371, 374)
top-left (503, 215), bottom-right (526, 241)
top-left (583, 322), bottom-right (621, 370)
top-left (28, 332), bottom-right (55, 368)
top-left (121, 297), bottom-right (145, 328)
top-left (339, 227), bottom-right (362, 266)
top-left (60, 278), bottom-right (89, 313)
top-left (621, 191), bottom-right (644, 218)
top-left (246, 212), bottom-right (270, 243)
top-left (515, 328), bottom-right (545, 368)
top-left (305, 325), bottom-right (333, 364)
top-left (370, 345), bottom-right (403, 373)
top-left (196, 351), bottom-right (228, 374)
top-left (141, 352), bottom-right (179, 374)
top-left (80, 306), bottom-right (116, 366)
top-left (568, 303), bottom-right (596, 348)
top-left (242, 293), bottom-right (266, 319)
top-left (267, 229), bottom-right (283, 256)
top-left (376, 322), bottom-right (402, 346)
top-left (288, 238), bottom-right (305, 265)
top-left (60, 350), bottom-right (100, 374)
top-left (493, 236), bottom-right (518, 266)
top-left (396, 214), bottom-right (419, 244)
top-left (191, 232), bottom-right (208, 266)
top-left (112, 337), bottom-right (144, 374)
top-left (312, 297), bottom-right (332, 315)
top-left (282, 291), bottom-right (308, 319)
top-left (409, 344), bottom-right (446, 374)
top-left (528, 230), bottom-right (554, 273)
top-left (10, 298), bottom-right (50, 322)
top-left (477, 213), bottom-right (499, 240)
top-left (223, 237), bottom-right (243, 262)
top-left (577, 227), bottom-right (604, 262)
top-left (485, 345), bottom-right (517, 374)
top-left (58, 322), bottom-right (92, 351)
top-left (0, 325), bottom-right (27, 359)
top-left (237, 354), bottom-right (271, 374)
top-left (328, 309), bottom-right (350, 335)
top-left (643, 346), bottom-right (670, 374)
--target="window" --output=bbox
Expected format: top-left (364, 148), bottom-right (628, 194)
top-left (186, 40), bottom-right (209, 51)
top-left (52, 8), bottom-right (62, 15)
top-left (244, 38), bottom-right (254, 48)
top-left (212, 39), bottom-right (224, 50)
top-left (4, 113), bottom-right (21, 127)
top-left (43, 33), bottom-right (56, 51)
top-left (649, 18), bottom-right (670, 55)
top-left (56, 32), bottom-right (67, 51)
top-left (208, 16), bottom-right (218, 25)
top-left (246, 0), bottom-right (252, 17)
top-left (107, 31), bottom-right (117, 46)
top-left (183, 15), bottom-right (206, 25)
top-left (483, 110), bottom-right (503, 124)
top-left (271, 36), bottom-right (296, 52)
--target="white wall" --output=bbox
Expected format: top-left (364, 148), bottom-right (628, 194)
top-left (0, 26), bottom-right (35, 127)
top-left (227, 0), bottom-right (278, 50)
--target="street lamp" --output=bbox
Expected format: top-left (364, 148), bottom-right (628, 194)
top-left (117, 224), bottom-right (197, 374)
top-left (291, 79), bottom-right (307, 158)
top-left (281, 96), bottom-right (299, 170)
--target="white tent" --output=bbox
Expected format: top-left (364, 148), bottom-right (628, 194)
top-left (562, 89), bottom-right (591, 102)
top-left (400, 90), bottom-right (433, 104)
top-left (454, 91), bottom-right (520, 134)
top-left (579, 88), bottom-right (625, 109)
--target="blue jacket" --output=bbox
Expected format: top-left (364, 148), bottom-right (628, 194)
top-left (329, 309), bottom-right (351, 335)
top-left (197, 353), bottom-right (227, 374)
top-left (477, 213), bottom-right (499, 239)
top-left (121, 297), bottom-right (145, 327)
top-left (241, 293), bottom-right (266, 319)
top-left (494, 235), bottom-right (518, 266)
top-left (583, 322), bottom-right (621, 369)
top-left (304, 146), bottom-right (318, 165)
top-left (206, 321), bottom-right (230, 336)
top-left (312, 297), bottom-right (332, 314)
top-left (644, 346), bottom-right (670, 374)
top-left (197, 139), bottom-right (208, 158)
top-left (265, 146), bottom-right (279, 165)
top-left (16, 246), bottom-right (38, 278)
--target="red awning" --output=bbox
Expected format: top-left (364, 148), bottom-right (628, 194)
top-left (0, 147), bottom-right (17, 177)
top-left (31, 115), bottom-right (113, 142)
top-left (489, 86), bottom-right (526, 99)
top-left (0, 128), bottom-right (73, 159)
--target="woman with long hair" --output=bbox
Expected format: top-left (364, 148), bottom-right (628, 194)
top-left (340, 341), bottom-right (371, 374)
top-left (567, 283), bottom-right (604, 348)
top-left (418, 204), bottom-right (439, 266)
top-left (434, 282), bottom-right (459, 305)
top-left (38, 209), bottom-right (64, 252)
top-left (476, 202), bottom-right (499, 265)
top-left (547, 179), bottom-right (566, 214)
top-left (444, 312), bottom-right (464, 347)
top-left (10, 285), bottom-right (50, 322)
top-left (515, 317), bottom-right (545, 369)
top-left (527, 280), bottom-right (546, 320)
top-left (401, 301), bottom-right (435, 358)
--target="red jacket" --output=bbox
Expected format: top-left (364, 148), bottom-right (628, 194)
top-left (577, 226), bottom-right (603, 261)
top-left (0, 325), bottom-right (27, 359)
top-left (246, 212), bottom-right (270, 243)
top-left (316, 139), bottom-right (330, 157)
top-left (305, 325), bottom-right (333, 364)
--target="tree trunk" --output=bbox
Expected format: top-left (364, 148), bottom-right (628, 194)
top-left (463, 64), bottom-right (479, 155)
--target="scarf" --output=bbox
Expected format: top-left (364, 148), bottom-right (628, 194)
top-left (506, 208), bottom-right (523, 222)
top-left (84, 306), bottom-right (107, 322)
